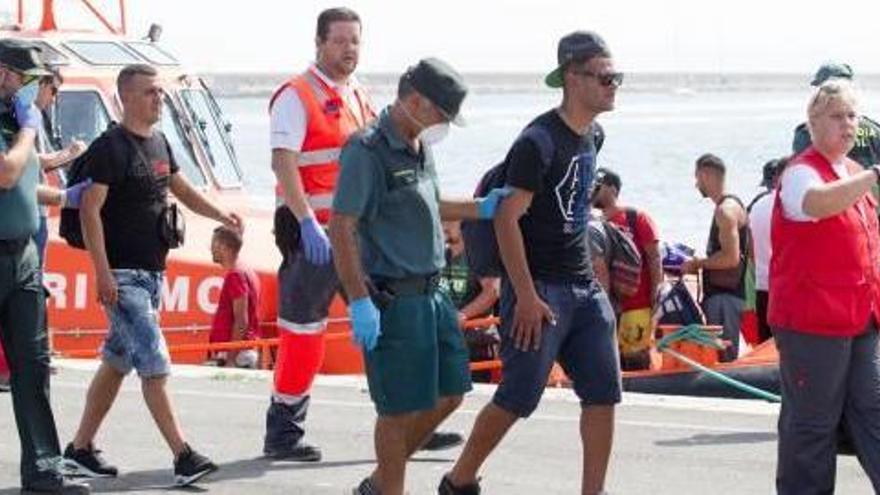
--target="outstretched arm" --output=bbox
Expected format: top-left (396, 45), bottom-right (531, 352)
top-left (169, 172), bottom-right (242, 231)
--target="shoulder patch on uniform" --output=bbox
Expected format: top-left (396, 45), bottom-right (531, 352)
top-left (357, 127), bottom-right (382, 148)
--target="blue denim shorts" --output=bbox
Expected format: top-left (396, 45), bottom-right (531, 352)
top-left (493, 278), bottom-right (622, 417)
top-left (101, 269), bottom-right (171, 378)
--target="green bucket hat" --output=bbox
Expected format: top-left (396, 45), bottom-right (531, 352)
top-left (545, 31), bottom-right (611, 88)
top-left (811, 62), bottom-right (853, 87)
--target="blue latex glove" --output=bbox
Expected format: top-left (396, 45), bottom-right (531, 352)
top-left (300, 216), bottom-right (332, 265)
top-left (476, 186), bottom-right (513, 219)
top-left (12, 95), bottom-right (42, 131)
top-left (349, 297), bottom-right (381, 351)
top-left (64, 179), bottom-right (93, 209)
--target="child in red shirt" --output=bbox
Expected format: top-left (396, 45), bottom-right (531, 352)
top-left (209, 226), bottom-right (261, 368)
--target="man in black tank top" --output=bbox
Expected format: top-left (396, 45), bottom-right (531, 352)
top-left (682, 153), bottom-right (750, 362)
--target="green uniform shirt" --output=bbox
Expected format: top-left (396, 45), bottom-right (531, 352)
top-left (333, 107), bottom-right (445, 279)
top-left (0, 110), bottom-right (39, 240)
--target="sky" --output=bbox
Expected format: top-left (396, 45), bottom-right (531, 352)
top-left (7, 0), bottom-right (880, 74)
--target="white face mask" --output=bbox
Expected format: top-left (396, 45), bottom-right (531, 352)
top-left (15, 80), bottom-right (39, 107)
top-left (401, 100), bottom-right (451, 145)
top-left (418, 122), bottom-right (450, 145)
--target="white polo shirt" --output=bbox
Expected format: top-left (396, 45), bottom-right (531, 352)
top-left (779, 161), bottom-right (851, 222)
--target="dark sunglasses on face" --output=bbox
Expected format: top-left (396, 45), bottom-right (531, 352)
top-left (571, 70), bottom-right (624, 87)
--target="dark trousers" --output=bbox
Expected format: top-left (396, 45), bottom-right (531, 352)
top-left (775, 326), bottom-right (880, 494)
top-left (0, 240), bottom-right (62, 485)
top-left (755, 290), bottom-right (772, 343)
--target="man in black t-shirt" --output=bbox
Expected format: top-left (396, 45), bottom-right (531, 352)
top-left (443, 31), bottom-right (621, 495)
top-left (61, 64), bottom-right (242, 487)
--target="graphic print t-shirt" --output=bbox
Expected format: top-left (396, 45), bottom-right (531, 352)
top-left (504, 110), bottom-right (597, 282)
top-left (87, 127), bottom-right (180, 271)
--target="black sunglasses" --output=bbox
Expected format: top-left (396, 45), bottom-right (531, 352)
top-left (571, 70), bottom-right (624, 87)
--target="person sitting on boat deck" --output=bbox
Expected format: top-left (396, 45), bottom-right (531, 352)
top-left (591, 167), bottom-right (663, 371)
top-left (681, 153), bottom-right (750, 362)
top-left (792, 62), bottom-right (880, 170)
top-left (62, 63), bottom-right (242, 487)
top-left (264, 6), bottom-right (376, 462)
top-left (771, 79), bottom-right (880, 494)
top-left (0, 38), bottom-right (90, 495)
top-left (444, 31), bottom-right (621, 495)
top-left (440, 220), bottom-right (501, 383)
top-left (329, 57), bottom-right (510, 495)
top-left (745, 157), bottom-right (786, 344)
top-left (208, 225), bottom-right (261, 369)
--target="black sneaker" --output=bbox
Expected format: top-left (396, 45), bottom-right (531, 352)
top-left (263, 441), bottom-right (322, 462)
top-left (421, 431), bottom-right (464, 451)
top-left (21, 476), bottom-right (91, 494)
top-left (61, 443), bottom-right (118, 478)
top-left (352, 476), bottom-right (380, 495)
top-left (438, 474), bottom-right (481, 495)
top-left (173, 444), bottom-right (217, 487)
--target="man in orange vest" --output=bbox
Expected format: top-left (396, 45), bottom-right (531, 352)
top-left (264, 7), bottom-right (374, 462)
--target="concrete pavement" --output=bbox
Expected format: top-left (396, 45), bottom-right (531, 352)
top-left (0, 360), bottom-right (874, 494)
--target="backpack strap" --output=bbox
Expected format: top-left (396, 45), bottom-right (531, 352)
top-left (746, 190), bottom-right (771, 213)
top-left (592, 122), bottom-right (605, 152)
top-left (624, 207), bottom-right (638, 237)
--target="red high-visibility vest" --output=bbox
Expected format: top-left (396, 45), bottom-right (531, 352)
top-left (270, 67), bottom-right (375, 224)
top-left (768, 146), bottom-right (880, 336)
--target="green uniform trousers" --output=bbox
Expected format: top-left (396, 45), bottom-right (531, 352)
top-left (0, 239), bottom-right (62, 486)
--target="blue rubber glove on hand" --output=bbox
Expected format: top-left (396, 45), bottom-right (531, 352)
top-left (64, 178), bottom-right (93, 209)
top-left (300, 216), bottom-right (332, 265)
top-left (12, 95), bottom-right (42, 131)
top-left (476, 186), bottom-right (513, 219)
top-left (349, 297), bottom-right (381, 351)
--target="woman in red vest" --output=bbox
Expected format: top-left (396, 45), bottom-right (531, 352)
top-left (770, 79), bottom-right (880, 494)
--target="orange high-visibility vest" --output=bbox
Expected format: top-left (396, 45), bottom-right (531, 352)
top-left (270, 67), bottom-right (375, 224)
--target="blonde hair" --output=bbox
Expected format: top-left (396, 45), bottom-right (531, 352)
top-left (807, 79), bottom-right (859, 121)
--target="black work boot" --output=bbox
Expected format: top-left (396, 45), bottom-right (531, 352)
top-left (262, 397), bottom-right (322, 461)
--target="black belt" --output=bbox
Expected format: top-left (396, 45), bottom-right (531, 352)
top-left (373, 273), bottom-right (440, 297)
top-left (0, 237), bottom-right (29, 255)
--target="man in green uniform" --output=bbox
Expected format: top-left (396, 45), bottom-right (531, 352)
top-left (329, 58), bottom-right (509, 495)
top-left (0, 40), bottom-right (90, 494)
top-left (793, 62), bottom-right (880, 167)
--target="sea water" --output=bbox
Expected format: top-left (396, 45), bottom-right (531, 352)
top-left (217, 86), bottom-right (880, 251)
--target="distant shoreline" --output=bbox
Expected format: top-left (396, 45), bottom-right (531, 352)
top-left (202, 72), bottom-right (880, 98)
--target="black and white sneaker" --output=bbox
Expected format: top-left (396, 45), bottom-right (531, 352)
top-left (62, 443), bottom-right (118, 478)
top-left (352, 476), bottom-right (380, 495)
top-left (438, 474), bottom-right (481, 495)
top-left (173, 444), bottom-right (217, 487)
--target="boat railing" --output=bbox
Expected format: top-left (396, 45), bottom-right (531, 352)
top-left (55, 316), bottom-right (504, 373)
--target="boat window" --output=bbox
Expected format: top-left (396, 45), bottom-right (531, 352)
top-left (55, 90), bottom-right (111, 147)
top-left (125, 42), bottom-right (179, 65)
top-left (160, 98), bottom-right (206, 187)
top-left (64, 41), bottom-right (141, 66)
top-left (31, 41), bottom-right (70, 66)
top-left (179, 89), bottom-right (242, 187)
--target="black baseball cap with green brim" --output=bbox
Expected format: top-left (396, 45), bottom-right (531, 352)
top-left (811, 62), bottom-right (853, 87)
top-left (545, 31), bottom-right (611, 88)
top-left (0, 39), bottom-right (51, 77)
top-left (403, 57), bottom-right (468, 126)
